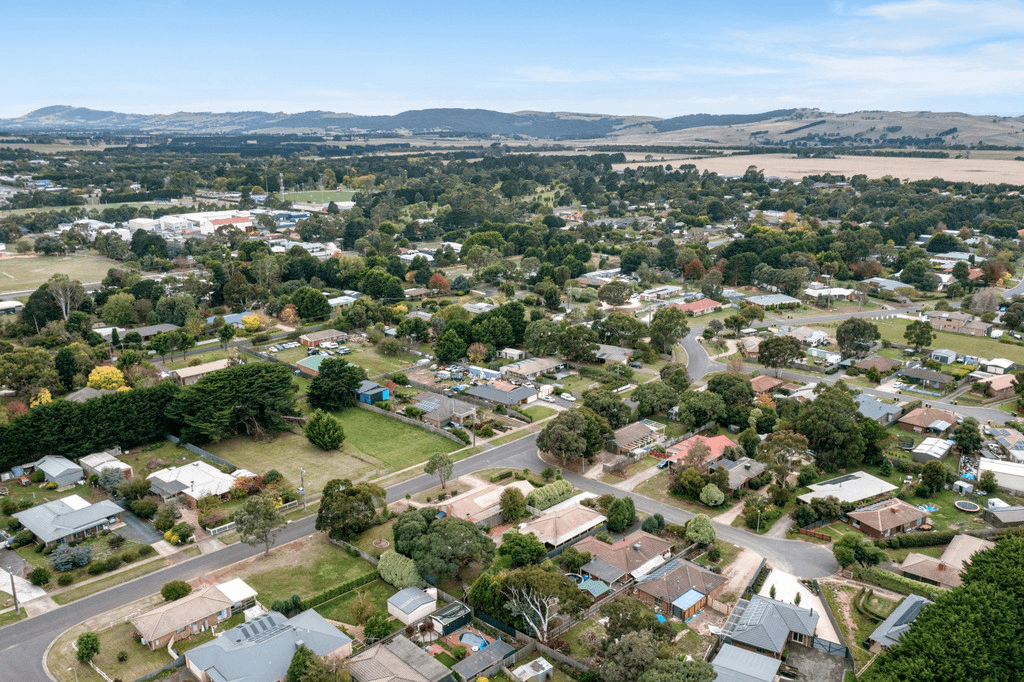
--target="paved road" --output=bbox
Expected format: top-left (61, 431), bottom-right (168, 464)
top-left (0, 428), bottom-right (838, 681)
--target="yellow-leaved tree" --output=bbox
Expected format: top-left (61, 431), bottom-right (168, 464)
top-left (87, 365), bottom-right (125, 390)
top-left (241, 314), bottom-right (260, 333)
top-left (30, 388), bottom-right (52, 407)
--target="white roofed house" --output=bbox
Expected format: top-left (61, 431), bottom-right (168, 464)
top-left (147, 461), bottom-right (257, 507)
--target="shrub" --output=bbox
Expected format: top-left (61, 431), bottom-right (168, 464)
top-left (526, 480), bottom-right (574, 510)
top-left (18, 498), bottom-right (33, 510)
top-left (378, 550), bottom-right (426, 589)
top-left (31, 469), bottom-right (46, 483)
top-left (121, 552), bottom-right (136, 564)
top-left (104, 556), bottom-right (123, 572)
top-left (301, 571), bottom-right (379, 611)
top-left (137, 544), bottom-right (155, 557)
top-left (451, 644), bottom-right (468, 661)
top-left (51, 545), bottom-right (92, 572)
top-left (107, 534), bottom-right (126, 550)
top-left (11, 529), bottom-right (33, 548)
top-left (88, 562), bottom-right (106, 575)
top-left (154, 507), bottom-right (176, 532)
top-left (117, 651), bottom-right (128, 663)
top-left (30, 567), bottom-right (50, 586)
top-left (1, 498), bottom-right (17, 516)
top-left (58, 573), bottom-right (74, 586)
top-left (76, 632), bottom-right (100, 663)
top-left (914, 484), bottom-right (932, 499)
top-left (708, 543), bottom-right (722, 562)
top-left (489, 470), bottom-right (513, 483)
top-left (700, 484), bottom-right (725, 507)
top-left (161, 580), bottom-right (192, 601)
top-left (44, 482), bottom-right (58, 490)
top-left (171, 522), bottom-right (195, 543)
top-left (450, 428), bottom-right (471, 444)
top-left (271, 594), bottom-right (304, 618)
top-left (264, 469), bottom-right (284, 485)
top-left (389, 373), bottom-right (409, 385)
top-left (128, 499), bottom-right (158, 520)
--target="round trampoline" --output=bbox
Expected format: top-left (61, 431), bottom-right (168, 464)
top-left (955, 500), bottom-right (981, 513)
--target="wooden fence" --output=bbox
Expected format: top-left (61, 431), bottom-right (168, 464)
top-left (797, 527), bottom-right (833, 542)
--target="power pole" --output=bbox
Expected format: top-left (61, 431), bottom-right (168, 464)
top-left (9, 570), bottom-right (18, 615)
top-left (299, 467), bottom-right (306, 512)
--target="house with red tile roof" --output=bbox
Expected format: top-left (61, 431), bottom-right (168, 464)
top-left (671, 298), bottom-right (723, 316)
top-left (666, 435), bottom-right (735, 473)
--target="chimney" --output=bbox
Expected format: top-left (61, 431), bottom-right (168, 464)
top-left (295, 640), bottom-right (304, 649)
top-left (633, 542), bottom-right (642, 552)
top-left (937, 563), bottom-right (945, 571)
top-left (891, 507), bottom-right (898, 514)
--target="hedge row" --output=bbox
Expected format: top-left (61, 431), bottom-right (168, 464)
top-left (490, 471), bottom-right (513, 483)
top-left (851, 565), bottom-right (942, 602)
top-left (527, 479), bottom-right (574, 511)
top-left (302, 571), bottom-right (378, 611)
top-left (873, 530), bottom-right (958, 549)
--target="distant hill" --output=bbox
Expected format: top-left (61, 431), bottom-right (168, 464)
top-left (2, 106), bottom-right (1023, 147)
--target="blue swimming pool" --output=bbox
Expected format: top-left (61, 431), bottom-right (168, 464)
top-left (460, 632), bottom-right (487, 649)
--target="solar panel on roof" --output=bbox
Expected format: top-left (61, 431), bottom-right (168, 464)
top-left (822, 474), bottom-right (858, 485)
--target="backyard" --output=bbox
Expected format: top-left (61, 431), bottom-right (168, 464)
top-left (161, 347), bottom-right (240, 370)
top-left (336, 408), bottom-right (461, 470)
top-left (820, 582), bottom-right (900, 670)
top-left (633, 470), bottom-right (732, 517)
top-left (313, 578), bottom-right (399, 625)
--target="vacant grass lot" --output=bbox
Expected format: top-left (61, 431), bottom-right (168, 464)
top-left (239, 534), bottom-right (376, 604)
top-left (352, 519), bottom-right (396, 559)
top-left (313, 579), bottom-right (399, 624)
top-left (337, 408), bottom-right (460, 470)
top-left (0, 251), bottom-right (123, 292)
top-left (162, 347), bottom-right (239, 369)
top-left (119, 441), bottom-right (200, 474)
top-left (206, 432), bottom-right (379, 494)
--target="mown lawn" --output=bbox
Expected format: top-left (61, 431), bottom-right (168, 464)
top-left (239, 534), bottom-right (377, 604)
top-left (521, 405), bottom-right (556, 421)
top-left (336, 408), bottom-right (460, 470)
top-left (0, 251), bottom-right (123, 292)
top-left (162, 347), bottom-right (239, 369)
top-left (821, 318), bottom-right (1024, 365)
top-left (313, 579), bottom-right (399, 624)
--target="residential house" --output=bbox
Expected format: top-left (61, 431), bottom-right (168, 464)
top-left (803, 285), bottom-right (857, 302)
top-left (846, 499), bottom-right (929, 539)
top-left (186, 610), bottom-right (352, 682)
top-left (438, 480), bottom-right (534, 526)
top-left (0, 300), bottom-right (24, 315)
top-left (711, 643), bottom-right (782, 682)
top-left (516, 503), bottom-right (606, 549)
top-left (128, 323), bottom-right (181, 342)
top-left (576, 268), bottom-right (621, 287)
top-left (979, 458), bottom-right (1024, 494)
top-left (206, 312), bottom-right (249, 328)
top-left (915, 368), bottom-right (955, 399)
top-left (298, 329), bottom-right (348, 348)
top-left (868, 595), bottom-right (933, 651)
top-left (171, 359), bottom-right (237, 386)
top-left (778, 325), bottom-right (830, 347)
top-left (665, 435), bottom-right (735, 473)
top-left (411, 394), bottom-right (476, 428)
top-left (465, 382), bottom-right (538, 407)
top-left (349, 635), bottom-right (455, 682)
top-left (900, 534), bottom-right (996, 588)
top-left (671, 298), bottom-right (723, 316)
top-left (745, 294), bottom-right (801, 309)
top-left (607, 420), bottom-right (665, 456)
top-left (634, 557), bottom-right (727, 619)
top-left (930, 349), bottom-right (957, 365)
top-left (863, 277), bottom-right (906, 293)
top-left (404, 287), bottom-right (431, 298)
top-left (739, 336), bottom-right (762, 359)
top-left (452, 641), bottom-right (516, 681)
top-left (387, 587), bottom-right (436, 625)
top-left (593, 343), bottom-right (634, 364)
top-left (897, 407), bottom-right (956, 435)
top-left (498, 348), bottom-right (526, 361)
top-left (854, 356), bottom-right (903, 374)
top-left (797, 471), bottom-right (898, 506)
top-left (13, 495), bottom-right (123, 548)
top-left (30, 455), bottom-right (83, 487)
top-left (749, 375), bottom-right (784, 395)
top-left (356, 380), bottom-right (389, 404)
top-left (720, 595), bottom-right (819, 659)
top-left (854, 394), bottom-right (902, 425)
top-left (575, 530), bottom-right (672, 581)
top-left (984, 358), bottom-right (1015, 374)
top-left (639, 285), bottom-right (683, 301)
top-left (711, 458), bottom-right (767, 493)
top-left (64, 386), bottom-right (114, 403)
top-left (977, 373), bottom-right (1016, 399)
top-left (501, 357), bottom-right (566, 380)
top-left (131, 584), bottom-right (237, 649)
top-left (148, 461), bottom-right (256, 506)
top-left (78, 449), bottom-right (133, 481)
top-left (989, 427), bottom-right (1024, 463)
top-left (924, 310), bottom-right (991, 337)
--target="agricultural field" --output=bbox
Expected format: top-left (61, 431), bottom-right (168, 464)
top-left (0, 251), bottom-right (122, 292)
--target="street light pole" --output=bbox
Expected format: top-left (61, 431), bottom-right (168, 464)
top-left (9, 570), bottom-right (18, 615)
top-left (299, 468), bottom-right (306, 512)
top-left (757, 509), bottom-right (762, 534)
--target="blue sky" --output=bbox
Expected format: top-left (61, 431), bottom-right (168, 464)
top-left (2, 0), bottom-right (1023, 118)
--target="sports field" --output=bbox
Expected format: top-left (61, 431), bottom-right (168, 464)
top-left (0, 251), bottom-right (121, 292)
top-left (283, 189), bottom-right (354, 203)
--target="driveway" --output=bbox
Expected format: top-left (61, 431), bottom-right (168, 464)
top-left (114, 510), bottom-right (164, 545)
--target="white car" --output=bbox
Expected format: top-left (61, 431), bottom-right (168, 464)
top-left (560, 392), bottom-right (576, 402)
top-left (541, 395), bottom-right (556, 403)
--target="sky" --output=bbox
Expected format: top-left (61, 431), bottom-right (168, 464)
top-left (2, 0), bottom-right (1023, 118)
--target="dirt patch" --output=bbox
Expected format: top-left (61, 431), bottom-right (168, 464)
top-left (372, 539), bottom-right (390, 549)
top-left (195, 536), bottom-right (316, 590)
top-left (719, 548), bottom-right (764, 602)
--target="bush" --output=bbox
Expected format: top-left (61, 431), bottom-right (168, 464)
top-left (162, 580), bottom-right (192, 601)
top-left (137, 544), bottom-right (155, 557)
top-left (489, 470), bottom-right (513, 483)
top-left (1, 498), bottom-right (17, 516)
top-left (30, 567), bottom-right (50, 586)
top-left (378, 550), bottom-right (426, 589)
top-left (798, 464), bottom-right (819, 487)
top-left (51, 545), bottom-right (92, 572)
top-left (851, 565), bottom-right (942, 601)
top-left (451, 644), bottom-right (468, 661)
top-left (107, 534), bottom-right (126, 550)
top-left (874, 530), bottom-right (956, 549)
top-left (271, 594), bottom-right (304, 618)
top-left (264, 469), bottom-right (284, 485)
top-left (129, 499), bottom-right (158, 519)
top-left (88, 562), bottom-right (106, 575)
top-left (526, 480), bottom-right (574, 510)
top-left (11, 529), bottom-right (34, 549)
top-left (58, 573), bottom-right (74, 586)
top-left (914, 484), bottom-right (932, 499)
top-left (389, 373), bottom-right (409, 385)
top-left (477, 424), bottom-right (495, 437)
top-left (121, 552), bottom-right (136, 564)
top-left (700, 484), bottom-right (725, 507)
top-left (76, 632), bottom-right (100, 664)
top-left (103, 556), bottom-right (122, 572)
top-left (154, 507), bottom-right (176, 532)
top-left (117, 650), bottom-right (128, 663)
top-left (31, 469), bottom-right (45, 483)
top-left (450, 428), bottom-right (471, 444)
top-left (171, 522), bottom-right (195, 543)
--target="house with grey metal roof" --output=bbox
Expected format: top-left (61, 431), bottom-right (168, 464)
top-left (711, 643), bottom-right (782, 682)
top-left (745, 294), bottom-right (801, 309)
top-left (711, 457), bottom-right (767, 492)
top-left (349, 634), bottom-right (454, 682)
top-left (465, 383), bottom-right (537, 406)
top-left (868, 595), bottom-right (932, 650)
top-left (797, 470), bottom-right (897, 506)
top-left (387, 587), bottom-right (436, 625)
top-left (854, 393), bottom-right (902, 425)
top-left (13, 494), bottom-right (123, 547)
top-left (64, 386), bottom-right (114, 403)
top-left (721, 595), bottom-right (819, 658)
top-left (31, 455), bottom-right (83, 487)
top-left (451, 640), bottom-right (515, 681)
top-left (185, 610), bottom-right (351, 682)
top-left (412, 394), bottom-right (476, 428)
